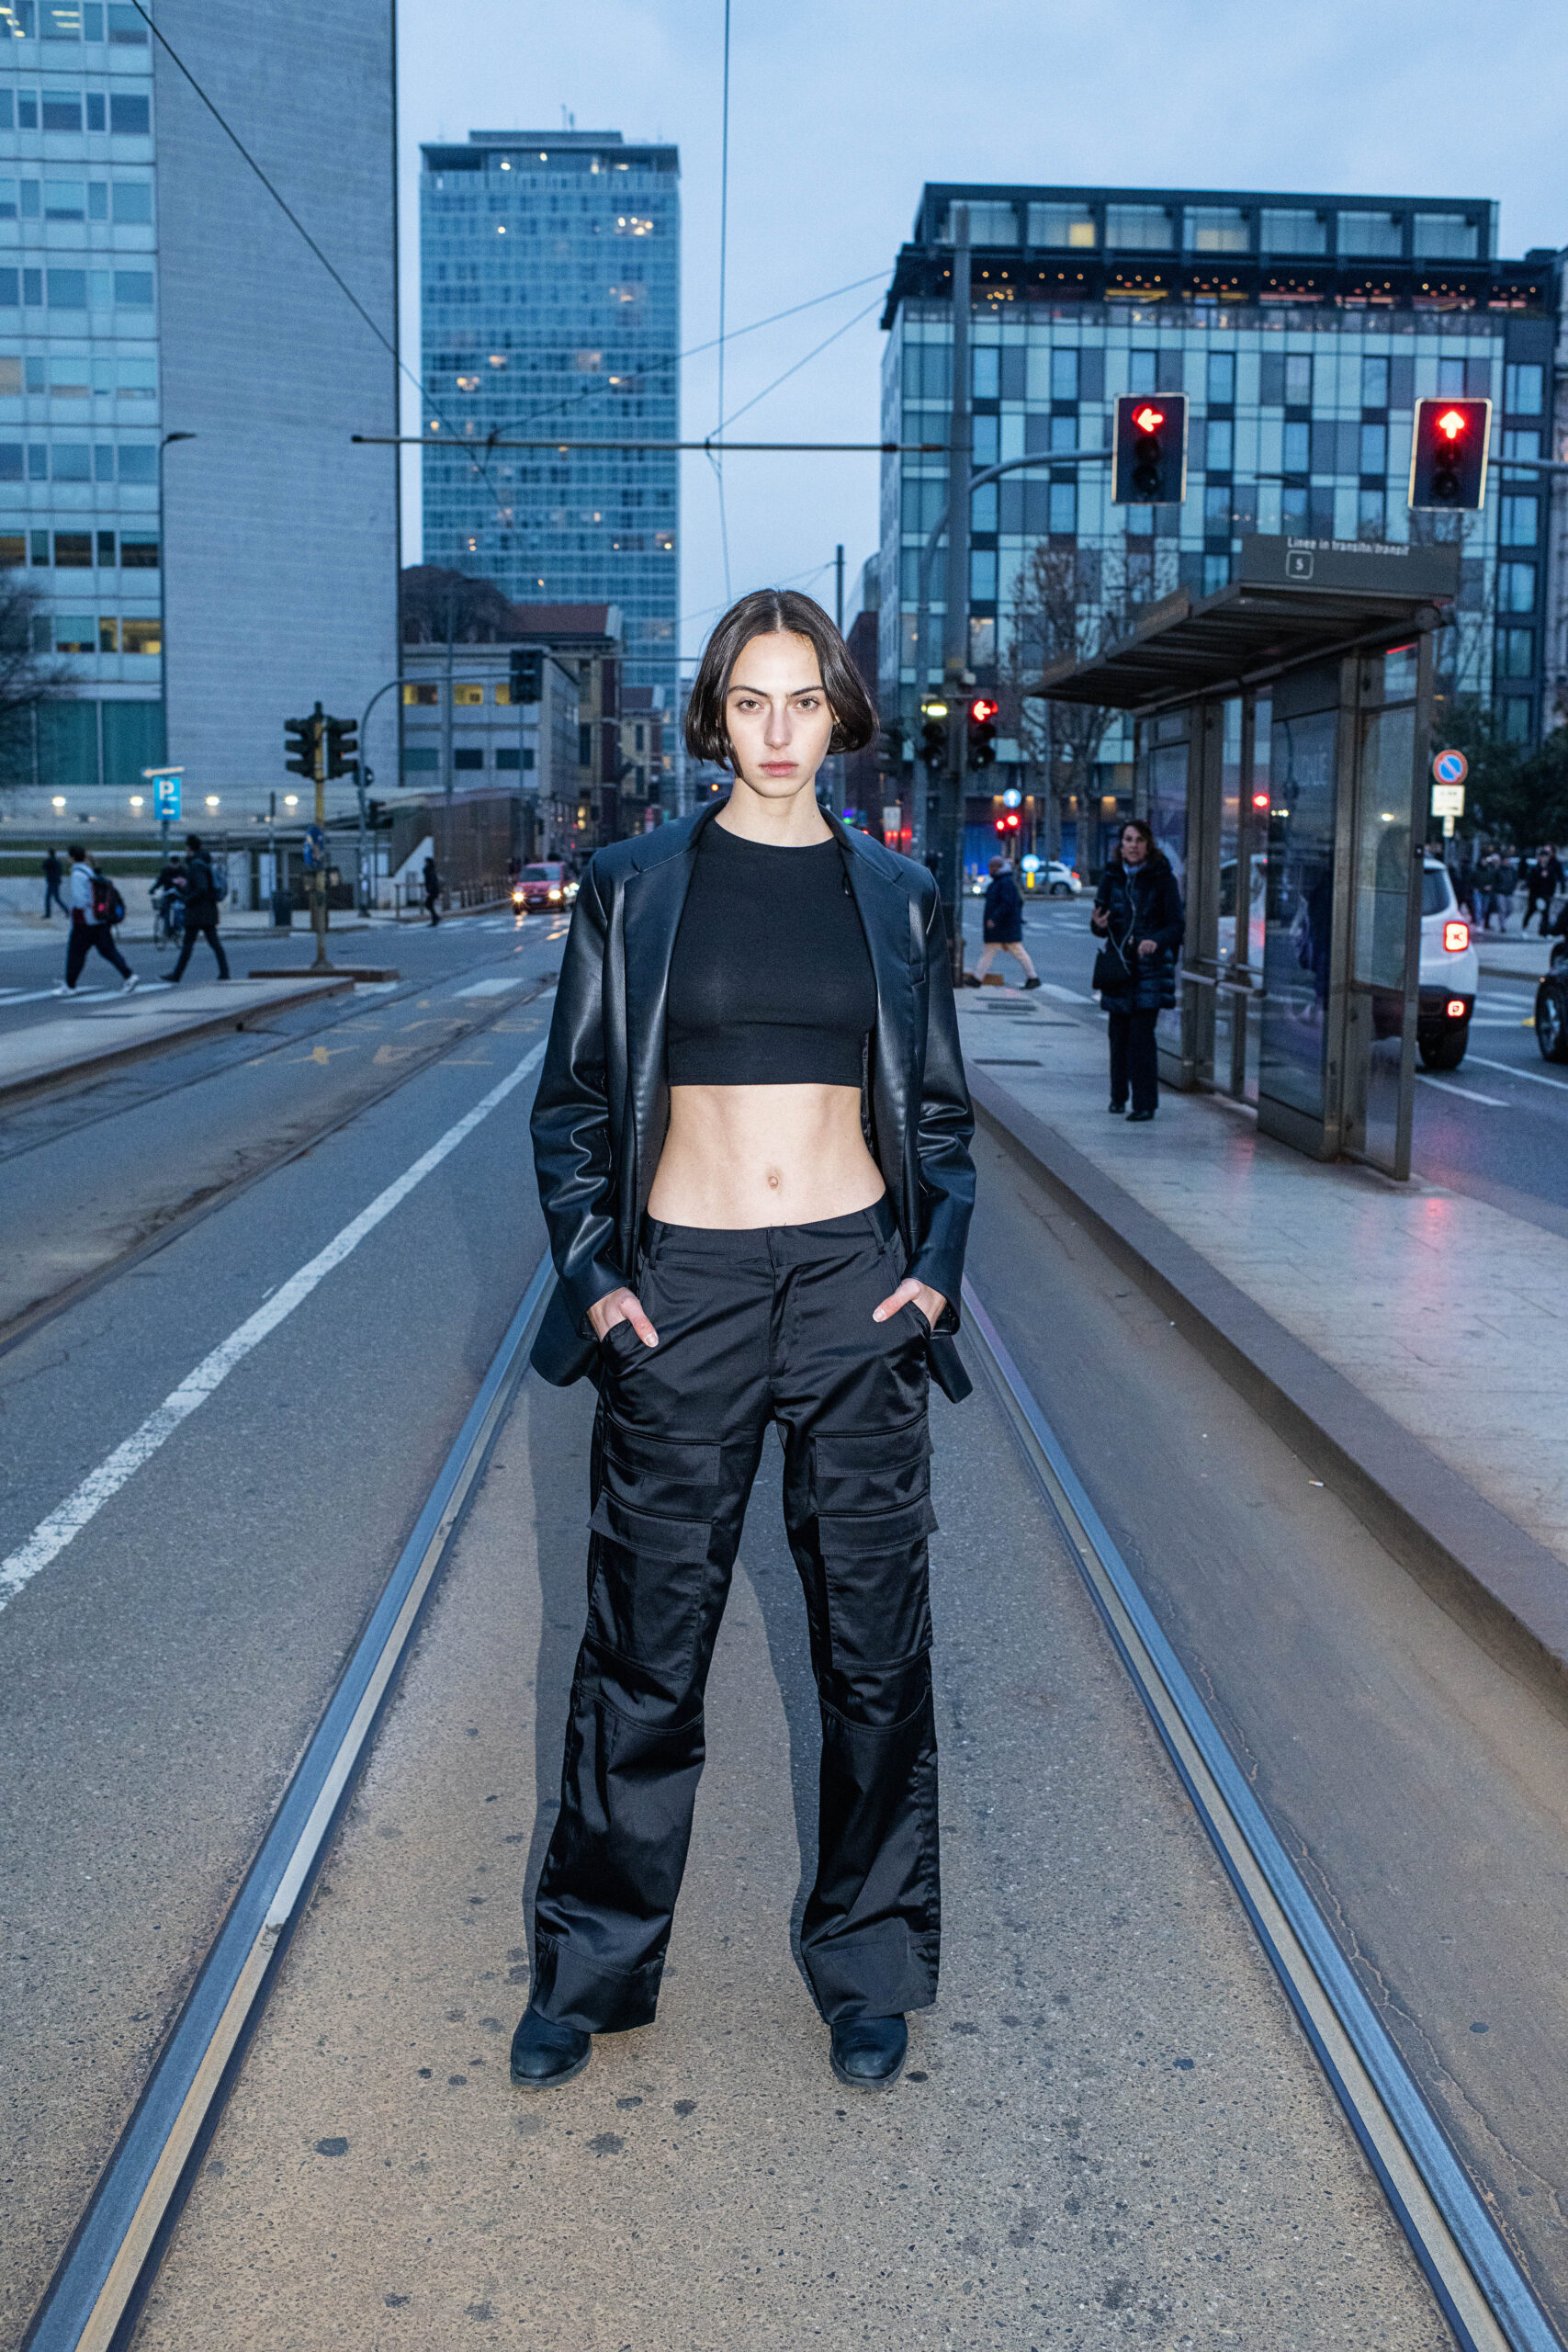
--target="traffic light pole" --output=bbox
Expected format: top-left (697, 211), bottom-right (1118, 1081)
top-left (310, 702), bottom-right (329, 975)
top-left (936, 205), bottom-right (972, 980)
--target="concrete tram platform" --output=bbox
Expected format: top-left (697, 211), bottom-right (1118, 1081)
top-left (131, 1364), bottom-right (1448, 2349)
top-left (955, 983), bottom-right (1568, 1671)
top-left (0, 976), bottom-right (355, 1107)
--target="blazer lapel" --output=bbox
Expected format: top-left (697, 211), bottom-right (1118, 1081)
top-left (621, 808), bottom-right (715, 1221)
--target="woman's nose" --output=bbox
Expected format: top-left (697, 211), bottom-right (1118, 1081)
top-left (764, 701), bottom-right (791, 746)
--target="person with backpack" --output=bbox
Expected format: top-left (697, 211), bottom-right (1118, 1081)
top-left (55, 844), bottom-right (137, 995)
top-left (169, 831), bottom-right (231, 981)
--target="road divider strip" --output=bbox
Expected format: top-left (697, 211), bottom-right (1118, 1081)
top-left (0, 1039), bottom-right (547, 1615)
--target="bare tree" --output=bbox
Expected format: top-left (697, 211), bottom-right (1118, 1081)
top-left (0, 572), bottom-right (77, 787)
top-left (400, 565), bottom-right (520, 646)
top-left (1003, 539), bottom-right (1174, 871)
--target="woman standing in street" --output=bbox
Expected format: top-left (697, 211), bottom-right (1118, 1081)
top-left (517, 589), bottom-right (976, 2095)
top-left (1090, 819), bottom-right (1184, 1122)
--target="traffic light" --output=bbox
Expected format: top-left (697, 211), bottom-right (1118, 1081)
top-left (325, 715), bottom-right (358, 778)
top-left (509, 647), bottom-right (544, 705)
top-left (284, 711), bottom-right (319, 778)
top-left (967, 695), bottom-right (998, 771)
top-left (1409, 397), bottom-right (1490, 512)
top-left (1111, 392), bottom-right (1188, 504)
top-left (919, 699), bottom-right (948, 767)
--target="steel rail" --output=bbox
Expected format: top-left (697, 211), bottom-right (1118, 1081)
top-left (961, 1274), bottom-right (1559, 2352)
top-left (20, 1253), bottom-right (557, 2352)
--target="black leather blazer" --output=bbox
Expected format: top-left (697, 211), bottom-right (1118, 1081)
top-left (529, 801), bottom-right (976, 1403)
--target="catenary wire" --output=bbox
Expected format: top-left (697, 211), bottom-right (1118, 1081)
top-left (713, 0), bottom-right (735, 604)
top-left (716, 293), bottom-right (885, 432)
top-left (124, 0), bottom-right (512, 529)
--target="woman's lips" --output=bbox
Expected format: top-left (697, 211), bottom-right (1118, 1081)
top-left (761, 762), bottom-right (795, 775)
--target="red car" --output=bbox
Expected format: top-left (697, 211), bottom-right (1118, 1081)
top-left (513, 861), bottom-right (577, 914)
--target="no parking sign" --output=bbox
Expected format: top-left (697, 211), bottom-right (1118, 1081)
top-left (1431, 749), bottom-right (1467, 834)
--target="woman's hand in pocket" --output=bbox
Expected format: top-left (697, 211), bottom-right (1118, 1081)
top-left (873, 1276), bottom-right (945, 1330)
top-left (589, 1286), bottom-right (659, 1348)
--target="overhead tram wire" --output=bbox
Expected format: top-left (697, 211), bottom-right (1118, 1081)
top-left (715, 293), bottom-right (884, 433)
top-left (124, 0), bottom-right (511, 531)
top-left (479, 270), bottom-right (891, 437)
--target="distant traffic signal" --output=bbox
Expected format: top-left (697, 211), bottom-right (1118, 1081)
top-left (967, 695), bottom-right (998, 771)
top-left (1111, 392), bottom-right (1188, 504)
top-left (919, 700), bottom-right (948, 767)
top-left (285, 710), bottom-right (320, 779)
top-left (1409, 397), bottom-right (1490, 511)
top-left (325, 715), bottom-right (358, 778)
top-left (509, 648), bottom-right (544, 705)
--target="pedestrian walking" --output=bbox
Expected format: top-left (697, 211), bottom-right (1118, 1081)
top-left (514, 588), bottom-right (976, 2098)
top-left (423, 854), bottom-right (441, 925)
top-left (1520, 845), bottom-right (1562, 935)
top-left (55, 844), bottom-right (137, 995)
top-left (1089, 819), bottom-right (1184, 1122)
top-left (969, 855), bottom-right (1041, 989)
top-left (41, 846), bottom-right (64, 920)
top-left (168, 831), bottom-right (230, 981)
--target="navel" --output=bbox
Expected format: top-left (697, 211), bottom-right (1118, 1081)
top-left (765, 1166), bottom-right (782, 1192)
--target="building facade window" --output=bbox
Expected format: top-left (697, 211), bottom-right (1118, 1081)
top-left (1027, 202), bottom-right (1094, 248)
top-left (1337, 211), bottom-right (1403, 257)
top-left (1504, 363), bottom-right (1543, 416)
top-left (1259, 209), bottom-right (1327, 254)
top-left (1411, 214), bottom-right (1478, 259)
top-left (1185, 207), bottom-right (1249, 254)
top-left (1104, 204), bottom-right (1172, 250)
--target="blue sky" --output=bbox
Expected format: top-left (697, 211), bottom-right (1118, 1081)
top-left (398, 0), bottom-right (1568, 672)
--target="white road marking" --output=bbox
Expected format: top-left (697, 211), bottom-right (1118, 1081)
top-left (1466, 1054), bottom-right (1568, 1093)
top-left (0, 980), bottom-right (173, 1008)
top-left (1416, 1076), bottom-right (1506, 1106)
top-left (0, 1038), bottom-right (547, 1615)
top-left (455, 977), bottom-right (525, 998)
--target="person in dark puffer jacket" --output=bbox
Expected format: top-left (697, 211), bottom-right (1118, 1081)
top-left (1090, 820), bottom-right (1184, 1122)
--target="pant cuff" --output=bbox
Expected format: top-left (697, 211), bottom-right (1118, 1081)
top-left (530, 1932), bottom-right (663, 2036)
top-left (803, 1917), bottom-right (940, 2024)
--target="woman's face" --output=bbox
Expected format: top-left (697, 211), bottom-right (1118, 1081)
top-left (1121, 826), bottom-right (1148, 866)
top-left (723, 631), bottom-right (836, 798)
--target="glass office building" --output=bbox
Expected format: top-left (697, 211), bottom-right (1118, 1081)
top-left (420, 130), bottom-right (680, 718)
top-left (880, 186), bottom-right (1562, 814)
top-left (0, 0), bottom-right (400, 802)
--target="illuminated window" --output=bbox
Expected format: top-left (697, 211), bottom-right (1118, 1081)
top-left (402, 682), bottom-right (438, 706)
top-left (121, 616), bottom-right (160, 653)
top-left (1027, 203), bottom-right (1094, 249)
top-left (97, 615), bottom-right (116, 650)
top-left (453, 682), bottom-right (483, 705)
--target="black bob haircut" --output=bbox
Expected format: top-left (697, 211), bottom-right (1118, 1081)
top-left (684, 589), bottom-right (877, 766)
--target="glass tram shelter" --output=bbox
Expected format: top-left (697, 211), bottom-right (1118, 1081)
top-left (1034, 535), bottom-right (1462, 1182)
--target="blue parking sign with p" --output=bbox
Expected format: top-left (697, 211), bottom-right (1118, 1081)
top-left (146, 767), bottom-right (183, 821)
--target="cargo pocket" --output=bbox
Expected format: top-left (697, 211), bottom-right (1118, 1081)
top-left (808, 1419), bottom-right (936, 1713)
top-left (585, 1419), bottom-right (722, 1690)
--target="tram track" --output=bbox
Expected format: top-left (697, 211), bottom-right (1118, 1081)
top-left (17, 1253), bottom-right (1560, 2352)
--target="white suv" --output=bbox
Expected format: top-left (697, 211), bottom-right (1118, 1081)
top-left (1416, 859), bottom-right (1479, 1070)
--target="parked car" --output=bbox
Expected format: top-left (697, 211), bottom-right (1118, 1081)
top-left (1415, 859), bottom-right (1479, 1071)
top-left (1536, 936), bottom-right (1568, 1063)
top-left (1031, 859), bottom-right (1082, 898)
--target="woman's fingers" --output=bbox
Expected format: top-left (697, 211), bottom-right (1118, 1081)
top-left (873, 1277), bottom-right (945, 1327)
top-left (592, 1287), bottom-right (659, 1347)
top-left (623, 1298), bottom-right (660, 1348)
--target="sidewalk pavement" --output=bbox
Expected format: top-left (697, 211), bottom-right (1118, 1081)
top-left (0, 976), bottom-right (354, 1106)
top-left (955, 981), bottom-right (1568, 1656)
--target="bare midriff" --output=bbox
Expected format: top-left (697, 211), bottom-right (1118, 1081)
top-left (648, 1082), bottom-right (886, 1229)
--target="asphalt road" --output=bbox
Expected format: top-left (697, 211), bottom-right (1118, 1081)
top-left (1010, 895), bottom-right (1568, 1233)
top-left (0, 906), bottom-right (569, 2348)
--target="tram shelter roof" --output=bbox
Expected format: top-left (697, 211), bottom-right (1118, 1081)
top-left (1031, 536), bottom-right (1461, 717)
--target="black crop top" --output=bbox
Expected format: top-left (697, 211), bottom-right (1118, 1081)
top-left (666, 820), bottom-right (876, 1087)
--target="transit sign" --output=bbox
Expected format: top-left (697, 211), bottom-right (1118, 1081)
top-left (1432, 748), bottom-right (1468, 789)
top-left (143, 766), bottom-right (184, 822)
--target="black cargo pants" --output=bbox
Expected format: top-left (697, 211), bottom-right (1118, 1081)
top-left (531, 1195), bottom-right (941, 2034)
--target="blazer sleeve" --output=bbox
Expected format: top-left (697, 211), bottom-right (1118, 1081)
top-left (906, 884), bottom-right (976, 1329)
top-left (529, 861), bottom-right (627, 1333)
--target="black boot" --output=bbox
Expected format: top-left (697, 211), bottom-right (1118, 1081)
top-left (829, 2014), bottom-right (907, 2089)
top-left (511, 2006), bottom-right (592, 2089)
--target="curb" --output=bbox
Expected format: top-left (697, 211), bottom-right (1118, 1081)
top-left (0, 978), bottom-right (355, 1112)
top-left (967, 1066), bottom-right (1568, 1685)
